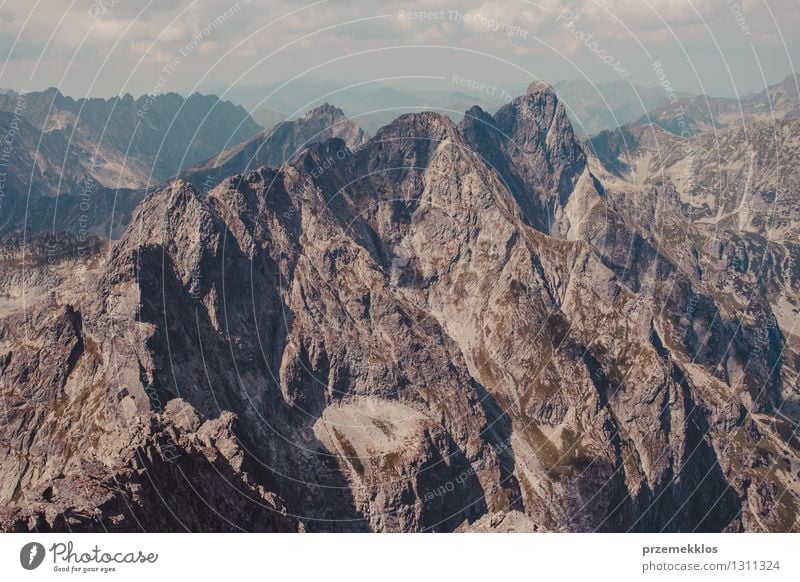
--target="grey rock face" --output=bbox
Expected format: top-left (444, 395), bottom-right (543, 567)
top-left (2, 83), bottom-right (798, 532)
top-left (590, 113), bottom-right (800, 417)
top-left (459, 82), bottom-right (587, 237)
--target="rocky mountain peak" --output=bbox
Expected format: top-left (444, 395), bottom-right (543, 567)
top-left (301, 102), bottom-right (347, 120)
top-left (375, 110), bottom-right (458, 140)
top-left (463, 104), bottom-right (493, 123)
top-left (526, 80), bottom-right (555, 95)
top-left (293, 102), bottom-right (369, 151)
top-left (352, 111), bottom-right (469, 207)
top-left (458, 84), bottom-right (589, 236)
top-left (496, 80), bottom-right (581, 158)
top-left (121, 179), bottom-right (212, 257)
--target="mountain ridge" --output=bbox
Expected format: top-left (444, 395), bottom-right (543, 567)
top-left (1, 82), bottom-right (798, 533)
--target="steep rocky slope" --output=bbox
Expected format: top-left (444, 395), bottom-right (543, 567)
top-left (2, 83), bottom-right (798, 532)
top-left (589, 114), bottom-right (800, 433)
top-left (0, 231), bottom-right (298, 531)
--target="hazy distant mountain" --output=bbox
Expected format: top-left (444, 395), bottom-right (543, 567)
top-left (3, 82), bottom-right (798, 533)
top-left (553, 79), bottom-right (692, 137)
top-left (249, 107), bottom-right (285, 130)
top-left (206, 78), bottom-right (701, 138)
top-left (628, 73), bottom-right (800, 136)
top-left (198, 79), bottom-right (519, 135)
top-left (0, 88), bottom-right (262, 184)
top-left (0, 88), bottom-right (262, 235)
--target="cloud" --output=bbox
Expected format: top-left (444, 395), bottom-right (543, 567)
top-left (0, 0), bottom-right (797, 97)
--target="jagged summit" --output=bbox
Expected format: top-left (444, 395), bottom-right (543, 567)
top-left (458, 81), bottom-right (589, 237)
top-left (462, 104), bottom-right (491, 120)
top-left (300, 102), bottom-right (347, 119)
top-left (526, 80), bottom-right (554, 94)
top-left (373, 110), bottom-right (459, 141)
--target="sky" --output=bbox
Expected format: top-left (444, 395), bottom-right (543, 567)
top-left (1, 0), bottom-right (799, 101)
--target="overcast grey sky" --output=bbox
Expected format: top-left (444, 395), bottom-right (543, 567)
top-left (1, 0), bottom-right (798, 99)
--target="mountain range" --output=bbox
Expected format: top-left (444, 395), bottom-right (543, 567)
top-left (179, 103), bottom-right (368, 193)
top-left (0, 89), bottom-right (262, 236)
top-left (622, 73), bottom-right (800, 137)
top-left (7, 74), bottom-right (796, 239)
top-left (1, 80), bottom-right (798, 532)
top-left (552, 79), bottom-right (692, 137)
top-left (196, 77), bottom-right (691, 138)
